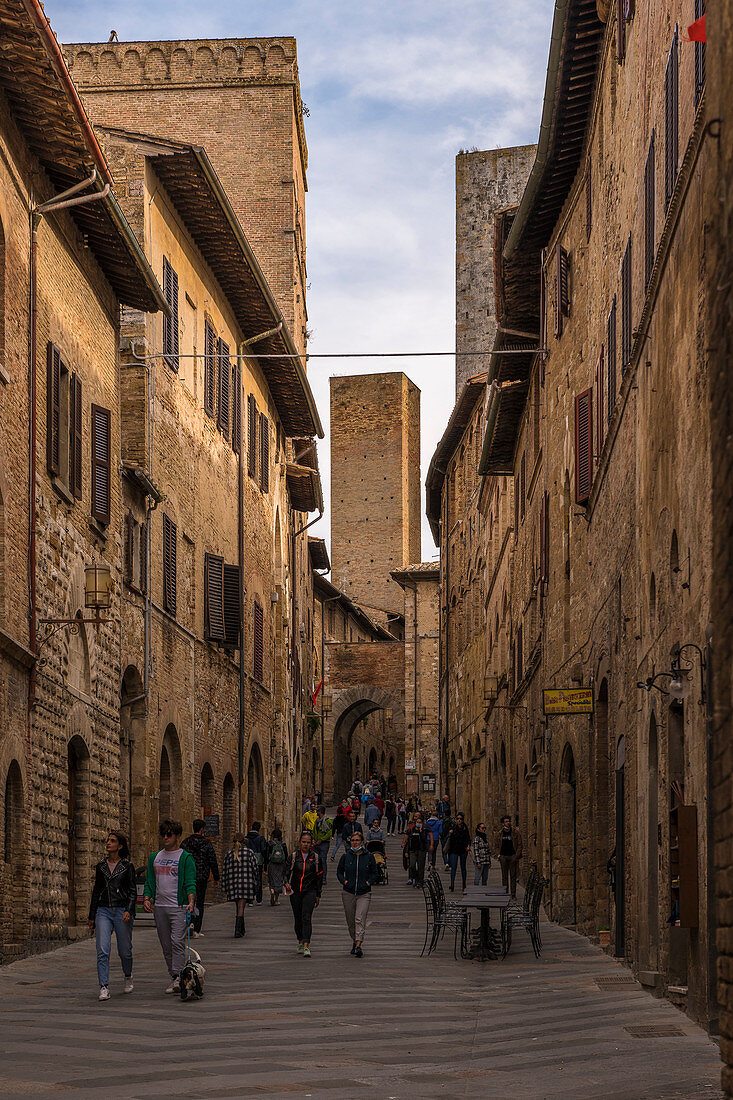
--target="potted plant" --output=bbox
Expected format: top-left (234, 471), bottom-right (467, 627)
top-left (306, 711), bottom-right (321, 734)
top-left (598, 925), bottom-right (611, 947)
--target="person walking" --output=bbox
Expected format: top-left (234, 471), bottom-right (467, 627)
top-left (340, 807), bottom-right (359, 851)
top-left (88, 830), bottom-right (136, 1001)
top-left (447, 812), bottom-right (471, 892)
top-left (143, 820), bottom-right (197, 994)
top-left (221, 832), bottom-right (259, 935)
top-left (245, 821), bottom-right (267, 904)
top-left (301, 803), bottom-right (318, 834)
top-left (265, 828), bottom-right (288, 905)
top-left (337, 827), bottom-right (378, 957)
top-left (471, 822), bottom-right (492, 886)
top-left (331, 805), bottom-right (349, 862)
top-left (440, 811), bottom-right (455, 871)
top-left (182, 819), bottom-right (220, 936)
top-left (425, 807), bottom-right (443, 868)
top-left (498, 815), bottom-right (523, 899)
top-left (311, 806), bottom-right (334, 883)
top-left (403, 812), bottom-right (430, 886)
top-left (363, 799), bottom-right (381, 830)
top-left (284, 831), bottom-right (323, 957)
top-left (437, 794), bottom-right (451, 820)
top-left (384, 796), bottom-right (397, 835)
top-left (397, 798), bottom-right (408, 834)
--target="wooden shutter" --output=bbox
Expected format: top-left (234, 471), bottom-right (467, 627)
top-left (124, 513), bottom-right (134, 584)
top-left (204, 320), bottom-right (216, 417)
top-left (217, 338), bottom-right (230, 437)
top-left (248, 394), bottom-right (258, 478)
top-left (665, 29), bottom-right (679, 210)
top-left (259, 413), bottom-right (269, 493)
top-left (69, 372), bottom-right (82, 499)
top-left (204, 552), bottom-right (225, 641)
top-left (231, 360), bottom-right (241, 454)
top-left (519, 452), bottom-right (526, 521)
top-left (554, 246), bottom-right (563, 339)
top-left (46, 343), bottom-right (61, 475)
top-left (694, 0), bottom-right (706, 108)
top-left (644, 132), bottom-right (656, 290)
top-left (621, 235), bottom-right (632, 371)
top-left (586, 159), bottom-right (592, 242)
top-left (595, 346), bottom-right (605, 458)
top-left (90, 404), bottom-right (111, 525)
top-left (139, 519), bottom-right (148, 594)
top-left (607, 297), bottom-right (617, 420)
top-left (574, 388), bottom-right (593, 505)
top-left (616, 0), bottom-right (626, 63)
top-left (223, 564), bottom-right (241, 647)
top-left (162, 514), bottom-right (177, 616)
top-left (162, 257), bottom-right (179, 371)
top-left (253, 599), bottom-right (264, 681)
top-left (539, 251), bottom-right (547, 383)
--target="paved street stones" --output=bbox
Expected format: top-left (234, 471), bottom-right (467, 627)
top-left (0, 835), bottom-right (722, 1098)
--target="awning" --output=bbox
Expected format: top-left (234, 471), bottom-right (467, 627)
top-left (286, 463), bottom-right (323, 513)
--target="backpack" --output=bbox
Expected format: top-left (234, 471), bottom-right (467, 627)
top-left (246, 837), bottom-right (264, 867)
top-left (268, 840), bottom-right (285, 865)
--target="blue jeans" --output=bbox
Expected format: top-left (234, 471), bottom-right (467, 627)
top-left (331, 834), bottom-right (345, 860)
top-left (449, 852), bottom-right (467, 890)
top-left (317, 841), bottom-right (330, 882)
top-left (474, 863), bottom-right (490, 886)
top-left (95, 906), bottom-right (133, 986)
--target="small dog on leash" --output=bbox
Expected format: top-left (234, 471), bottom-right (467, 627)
top-left (179, 949), bottom-right (205, 1001)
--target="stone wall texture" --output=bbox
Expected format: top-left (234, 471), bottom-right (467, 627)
top-left (330, 373), bottom-right (420, 624)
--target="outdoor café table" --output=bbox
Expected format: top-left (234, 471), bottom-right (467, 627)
top-left (461, 888), bottom-right (511, 960)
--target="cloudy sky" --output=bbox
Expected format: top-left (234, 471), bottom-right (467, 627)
top-left (52, 0), bottom-right (555, 558)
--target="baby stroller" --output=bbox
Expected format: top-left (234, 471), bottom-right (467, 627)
top-left (367, 839), bottom-right (388, 885)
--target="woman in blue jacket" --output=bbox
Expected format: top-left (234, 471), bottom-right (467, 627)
top-left (337, 828), bottom-right (378, 958)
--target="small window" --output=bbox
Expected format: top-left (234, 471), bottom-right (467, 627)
top-left (162, 513), bottom-right (177, 617)
top-left (248, 394), bottom-right (258, 479)
top-left (665, 28), bottom-right (679, 210)
top-left (223, 564), bottom-right (240, 647)
top-left (607, 297), bottom-right (617, 420)
top-left (259, 413), bottom-right (270, 493)
top-left (621, 235), bottom-right (633, 370)
top-left (69, 372), bottom-right (82, 500)
top-left (554, 246), bottom-right (569, 338)
top-left (162, 257), bottom-right (179, 371)
top-left (644, 132), bottom-right (656, 290)
top-left (231, 359), bottom-right (241, 454)
top-left (90, 404), bottom-right (111, 525)
top-left (204, 552), bottom-right (225, 642)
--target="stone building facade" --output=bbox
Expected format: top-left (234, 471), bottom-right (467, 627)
top-left (455, 146), bottom-right (536, 394)
top-left (432, 0), bottom-right (719, 1031)
top-left (0, 0), bottom-right (165, 960)
top-left (707, 1), bottom-right (733, 1093)
top-left (97, 126), bottom-right (322, 870)
top-left (391, 564), bottom-right (440, 800)
top-left (330, 373), bottom-right (420, 630)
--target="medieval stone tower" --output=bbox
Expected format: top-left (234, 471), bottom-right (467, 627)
top-left (330, 373), bottom-right (421, 628)
top-left (63, 38), bottom-right (308, 351)
top-left (455, 144), bottom-right (536, 394)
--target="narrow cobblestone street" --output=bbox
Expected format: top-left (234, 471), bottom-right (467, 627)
top-left (0, 835), bottom-right (721, 1098)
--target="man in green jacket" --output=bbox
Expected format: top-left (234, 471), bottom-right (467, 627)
top-left (143, 819), bottom-right (197, 994)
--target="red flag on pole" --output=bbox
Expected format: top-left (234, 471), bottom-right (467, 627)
top-left (312, 678), bottom-right (324, 707)
top-left (685, 14), bottom-right (706, 42)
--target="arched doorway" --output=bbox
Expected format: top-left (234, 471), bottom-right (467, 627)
top-left (247, 743), bottom-right (265, 829)
top-left (594, 679), bottom-right (610, 925)
top-left (67, 735), bottom-right (91, 928)
top-left (615, 736), bottom-right (626, 956)
top-left (559, 743), bottom-right (577, 925)
top-left (3, 760), bottom-right (25, 943)
top-left (368, 747), bottom-right (377, 777)
top-left (120, 665), bottom-right (144, 848)
top-left (647, 713), bottom-right (659, 967)
top-left (159, 724), bottom-right (182, 822)
top-left (222, 773), bottom-right (236, 848)
top-left (201, 762), bottom-right (215, 815)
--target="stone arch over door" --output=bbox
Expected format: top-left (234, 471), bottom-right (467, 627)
top-left (557, 742), bottom-right (578, 926)
top-left (159, 724), bottom-right (183, 823)
top-left (329, 684), bottom-right (404, 801)
top-left (246, 742), bottom-right (265, 829)
top-left (1, 757), bottom-right (26, 946)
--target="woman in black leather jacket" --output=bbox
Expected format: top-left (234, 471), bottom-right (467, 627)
top-left (87, 831), bottom-right (137, 1001)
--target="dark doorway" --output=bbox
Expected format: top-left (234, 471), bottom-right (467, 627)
top-left (67, 736), bottom-right (90, 928)
top-left (615, 736), bottom-right (626, 956)
top-left (647, 713), bottom-right (659, 967)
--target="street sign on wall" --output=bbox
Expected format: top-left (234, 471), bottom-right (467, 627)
top-left (422, 773), bottom-right (436, 793)
top-left (543, 688), bottom-right (594, 715)
top-left (405, 758), bottom-right (416, 772)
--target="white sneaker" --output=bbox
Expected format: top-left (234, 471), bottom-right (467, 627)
top-left (98, 986), bottom-right (110, 1001)
top-left (165, 977), bottom-right (181, 994)
top-left (123, 978), bottom-right (134, 994)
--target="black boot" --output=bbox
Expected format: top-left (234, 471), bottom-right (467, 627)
top-left (234, 916), bottom-right (245, 938)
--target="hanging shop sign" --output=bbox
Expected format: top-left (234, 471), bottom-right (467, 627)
top-left (542, 688), bottom-right (594, 716)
